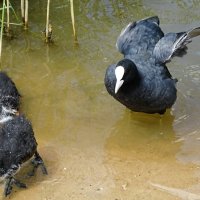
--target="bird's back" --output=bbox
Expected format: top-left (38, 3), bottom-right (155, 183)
top-left (0, 116), bottom-right (37, 174)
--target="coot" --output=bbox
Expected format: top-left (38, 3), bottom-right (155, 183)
top-left (105, 16), bottom-right (200, 114)
top-left (0, 115), bottom-right (47, 196)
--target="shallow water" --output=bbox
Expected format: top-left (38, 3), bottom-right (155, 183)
top-left (1, 0), bottom-right (200, 199)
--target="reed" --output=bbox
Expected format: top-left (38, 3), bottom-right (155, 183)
top-left (6, 0), bottom-right (9, 33)
top-left (21, 0), bottom-right (28, 29)
top-left (0, 0), bottom-right (6, 67)
top-left (10, 3), bottom-right (20, 23)
top-left (24, 0), bottom-right (28, 29)
top-left (5, 1), bottom-right (23, 37)
top-left (45, 0), bottom-right (52, 43)
top-left (21, 0), bottom-right (24, 23)
top-left (70, 0), bottom-right (78, 43)
top-left (0, 4), bottom-right (23, 27)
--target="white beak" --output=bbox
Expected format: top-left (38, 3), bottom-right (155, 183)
top-left (115, 79), bottom-right (124, 94)
top-left (115, 66), bottom-right (125, 94)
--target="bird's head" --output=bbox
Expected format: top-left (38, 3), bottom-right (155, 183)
top-left (115, 59), bottom-right (138, 94)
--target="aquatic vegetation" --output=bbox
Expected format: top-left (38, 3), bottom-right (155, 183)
top-left (44, 0), bottom-right (52, 43)
top-left (70, 0), bottom-right (77, 44)
top-left (0, 0), bottom-right (5, 67)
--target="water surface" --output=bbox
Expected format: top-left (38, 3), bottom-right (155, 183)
top-left (1, 1), bottom-right (200, 199)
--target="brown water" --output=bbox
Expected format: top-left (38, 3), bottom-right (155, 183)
top-left (1, 0), bottom-right (200, 199)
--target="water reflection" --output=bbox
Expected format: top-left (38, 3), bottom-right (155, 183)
top-left (171, 62), bottom-right (200, 165)
top-left (104, 110), bottom-right (198, 199)
top-left (106, 110), bottom-right (175, 147)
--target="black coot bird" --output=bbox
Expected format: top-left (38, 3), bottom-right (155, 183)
top-left (0, 72), bottom-right (20, 122)
top-left (0, 72), bottom-right (47, 196)
top-left (0, 115), bottom-right (47, 196)
top-left (105, 16), bottom-right (200, 114)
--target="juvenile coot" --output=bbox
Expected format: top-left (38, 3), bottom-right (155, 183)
top-left (105, 16), bottom-right (200, 114)
top-left (0, 72), bottom-right (20, 123)
top-left (0, 115), bottom-right (47, 196)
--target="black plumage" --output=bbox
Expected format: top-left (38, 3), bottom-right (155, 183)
top-left (0, 115), bottom-right (47, 196)
top-left (0, 72), bottom-right (20, 122)
top-left (105, 16), bottom-right (200, 114)
top-left (0, 72), bottom-right (47, 196)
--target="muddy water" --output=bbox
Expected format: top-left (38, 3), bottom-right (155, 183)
top-left (1, 0), bottom-right (200, 199)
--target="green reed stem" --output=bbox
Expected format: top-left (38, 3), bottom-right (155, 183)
top-left (10, 3), bottom-right (20, 23)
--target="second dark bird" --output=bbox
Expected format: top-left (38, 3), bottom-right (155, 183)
top-left (0, 72), bottom-right (47, 196)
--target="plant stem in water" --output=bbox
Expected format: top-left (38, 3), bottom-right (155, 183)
top-left (45, 0), bottom-right (52, 43)
top-left (70, 0), bottom-right (77, 43)
top-left (24, 0), bottom-right (28, 29)
top-left (0, 0), bottom-right (6, 67)
top-left (6, 0), bottom-right (9, 33)
top-left (21, 0), bottom-right (25, 23)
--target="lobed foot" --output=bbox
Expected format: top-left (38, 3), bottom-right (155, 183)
top-left (28, 151), bottom-right (48, 176)
top-left (4, 177), bottom-right (27, 196)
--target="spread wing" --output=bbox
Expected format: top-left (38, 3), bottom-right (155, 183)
top-left (116, 16), bottom-right (164, 57)
top-left (153, 27), bottom-right (200, 63)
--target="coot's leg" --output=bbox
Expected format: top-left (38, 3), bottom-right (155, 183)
top-left (13, 178), bottom-right (27, 188)
top-left (4, 177), bottom-right (27, 196)
top-left (28, 151), bottom-right (48, 176)
top-left (4, 164), bottom-right (26, 196)
top-left (4, 177), bottom-right (13, 196)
